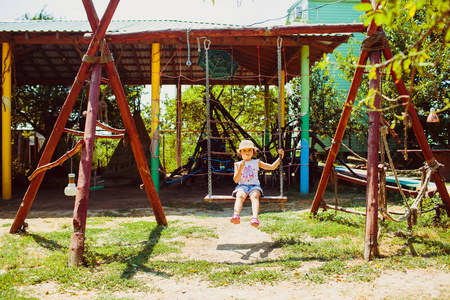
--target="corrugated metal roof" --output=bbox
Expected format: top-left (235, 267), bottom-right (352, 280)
top-left (0, 19), bottom-right (242, 33)
top-left (0, 19), bottom-right (356, 86)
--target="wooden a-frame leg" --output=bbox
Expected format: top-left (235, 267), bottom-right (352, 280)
top-left (382, 47), bottom-right (450, 217)
top-left (310, 50), bottom-right (370, 214)
top-left (8, 0), bottom-right (120, 234)
top-left (82, 0), bottom-right (167, 225)
top-left (364, 49), bottom-right (382, 261)
top-left (68, 63), bottom-right (102, 266)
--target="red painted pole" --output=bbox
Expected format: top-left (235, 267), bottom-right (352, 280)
top-left (82, 0), bottom-right (167, 225)
top-left (364, 50), bottom-right (381, 261)
top-left (68, 63), bottom-right (102, 266)
top-left (9, 0), bottom-right (120, 234)
top-left (311, 1), bottom-right (380, 214)
top-left (104, 56), bottom-right (167, 225)
top-left (382, 47), bottom-right (450, 216)
top-left (310, 50), bottom-right (370, 214)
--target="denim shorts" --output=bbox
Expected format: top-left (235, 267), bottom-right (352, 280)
top-left (232, 184), bottom-right (264, 197)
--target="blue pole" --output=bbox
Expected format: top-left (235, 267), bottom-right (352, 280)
top-left (300, 45), bottom-right (310, 194)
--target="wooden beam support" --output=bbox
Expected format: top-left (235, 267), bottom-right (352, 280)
top-left (81, 0), bottom-right (167, 225)
top-left (382, 46), bottom-right (450, 217)
top-left (364, 49), bottom-right (382, 261)
top-left (9, 0), bottom-right (120, 234)
top-left (68, 63), bottom-right (102, 267)
top-left (90, 23), bottom-right (366, 44)
top-left (310, 50), bottom-right (370, 214)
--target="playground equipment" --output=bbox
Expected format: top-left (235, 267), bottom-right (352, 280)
top-left (8, 0), bottom-right (167, 267)
top-left (310, 0), bottom-right (450, 261)
top-left (4, 0), bottom-right (428, 264)
top-left (202, 37), bottom-right (287, 207)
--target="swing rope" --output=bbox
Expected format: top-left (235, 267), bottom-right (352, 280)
top-left (205, 38), bottom-right (212, 197)
top-left (204, 39), bottom-right (285, 200)
top-left (378, 125), bottom-right (441, 223)
top-left (277, 36), bottom-right (284, 197)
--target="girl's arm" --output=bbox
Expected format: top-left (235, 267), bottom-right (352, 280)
top-left (233, 160), bottom-right (245, 183)
top-left (259, 149), bottom-right (284, 170)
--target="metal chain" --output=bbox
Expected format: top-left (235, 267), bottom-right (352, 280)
top-left (186, 28), bottom-right (192, 67)
top-left (277, 36), bottom-right (284, 197)
top-left (204, 39), bottom-right (212, 196)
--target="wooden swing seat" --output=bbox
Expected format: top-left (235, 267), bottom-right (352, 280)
top-left (204, 195), bottom-right (287, 211)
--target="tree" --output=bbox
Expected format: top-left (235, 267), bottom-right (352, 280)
top-left (330, 0), bottom-right (449, 148)
top-left (156, 84), bottom-right (280, 172)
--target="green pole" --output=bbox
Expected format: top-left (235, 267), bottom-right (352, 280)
top-left (300, 45), bottom-right (310, 194)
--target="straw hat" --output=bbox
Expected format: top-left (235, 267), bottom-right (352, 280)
top-left (237, 140), bottom-right (257, 153)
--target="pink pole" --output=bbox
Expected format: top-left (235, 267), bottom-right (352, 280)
top-left (364, 50), bottom-right (381, 261)
top-left (68, 63), bottom-right (102, 266)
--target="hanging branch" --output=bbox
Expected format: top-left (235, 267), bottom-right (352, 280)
top-left (28, 139), bottom-right (85, 181)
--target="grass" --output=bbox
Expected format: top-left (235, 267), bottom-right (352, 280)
top-left (0, 193), bottom-right (449, 299)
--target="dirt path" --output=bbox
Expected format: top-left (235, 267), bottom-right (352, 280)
top-left (1, 182), bottom-right (450, 299)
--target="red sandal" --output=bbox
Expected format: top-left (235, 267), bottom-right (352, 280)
top-left (230, 214), bottom-right (240, 224)
top-left (250, 217), bottom-right (260, 227)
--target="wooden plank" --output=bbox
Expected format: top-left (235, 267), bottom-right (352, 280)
top-left (94, 23), bottom-right (366, 44)
top-left (204, 195), bottom-right (287, 202)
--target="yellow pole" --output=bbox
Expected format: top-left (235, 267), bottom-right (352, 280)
top-left (2, 42), bottom-right (12, 200)
top-left (150, 43), bottom-right (161, 194)
top-left (281, 70), bottom-right (285, 127)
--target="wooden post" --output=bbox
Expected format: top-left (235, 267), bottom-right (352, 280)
top-left (364, 50), bottom-right (381, 261)
top-left (176, 80), bottom-right (182, 168)
top-left (300, 45), bottom-right (310, 194)
top-left (151, 43), bottom-right (161, 194)
top-left (68, 63), bottom-right (102, 267)
top-left (9, 0), bottom-right (119, 233)
top-left (2, 42), bottom-right (12, 200)
top-left (264, 85), bottom-right (271, 147)
top-left (82, 0), bottom-right (167, 226)
top-left (281, 70), bottom-right (285, 128)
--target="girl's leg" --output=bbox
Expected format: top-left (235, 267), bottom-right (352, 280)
top-left (249, 190), bottom-right (261, 219)
top-left (233, 190), bottom-right (247, 215)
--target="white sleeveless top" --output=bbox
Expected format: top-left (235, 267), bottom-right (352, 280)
top-left (237, 159), bottom-right (260, 185)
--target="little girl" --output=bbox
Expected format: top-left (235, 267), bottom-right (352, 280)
top-left (230, 140), bottom-right (284, 227)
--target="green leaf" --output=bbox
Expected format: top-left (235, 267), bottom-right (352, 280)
top-left (374, 12), bottom-right (384, 26)
top-left (395, 114), bottom-right (404, 121)
top-left (368, 68), bottom-right (377, 80)
top-left (408, 5), bottom-right (417, 19)
top-left (354, 3), bottom-right (374, 12)
top-left (445, 28), bottom-right (450, 43)
top-left (390, 119), bottom-right (397, 129)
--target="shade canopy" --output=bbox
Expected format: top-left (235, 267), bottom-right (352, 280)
top-left (0, 20), bottom-right (364, 86)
